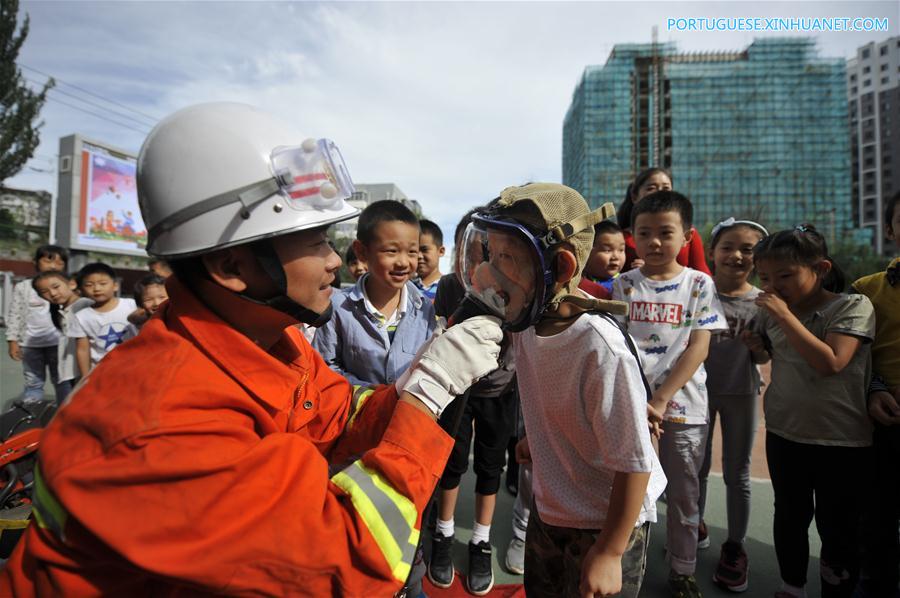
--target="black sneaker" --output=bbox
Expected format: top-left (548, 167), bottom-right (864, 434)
top-left (427, 533), bottom-right (454, 589)
top-left (467, 541), bottom-right (494, 596)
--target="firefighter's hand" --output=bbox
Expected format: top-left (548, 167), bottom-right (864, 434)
top-left (397, 315), bottom-right (502, 416)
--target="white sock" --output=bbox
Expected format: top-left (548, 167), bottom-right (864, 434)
top-left (780, 582), bottom-right (806, 597)
top-left (471, 522), bottom-right (491, 545)
top-left (436, 517), bottom-right (454, 538)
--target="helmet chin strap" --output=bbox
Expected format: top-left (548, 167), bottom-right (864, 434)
top-left (244, 239), bottom-right (334, 328)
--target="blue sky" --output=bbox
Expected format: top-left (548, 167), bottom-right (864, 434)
top-left (10, 1), bottom-right (898, 266)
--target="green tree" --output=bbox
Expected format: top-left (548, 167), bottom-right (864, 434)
top-left (831, 240), bottom-right (891, 287)
top-left (0, 0), bottom-right (54, 185)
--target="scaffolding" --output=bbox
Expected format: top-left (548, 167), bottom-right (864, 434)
top-left (562, 37), bottom-right (857, 242)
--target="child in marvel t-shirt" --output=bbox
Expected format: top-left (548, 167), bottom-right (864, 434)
top-left (613, 190), bottom-right (726, 596)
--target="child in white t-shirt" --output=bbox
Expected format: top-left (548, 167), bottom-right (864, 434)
top-left (68, 263), bottom-right (137, 376)
top-left (6, 245), bottom-right (69, 403)
top-left (613, 190), bottom-right (726, 596)
top-left (31, 271), bottom-right (93, 402)
top-left (465, 183), bottom-right (665, 598)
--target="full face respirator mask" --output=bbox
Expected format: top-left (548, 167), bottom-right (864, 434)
top-left (450, 183), bottom-right (617, 331)
top-left (453, 213), bottom-right (554, 332)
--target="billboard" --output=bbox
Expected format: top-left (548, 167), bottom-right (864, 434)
top-left (56, 135), bottom-right (148, 257)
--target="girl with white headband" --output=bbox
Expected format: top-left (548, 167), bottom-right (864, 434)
top-left (697, 217), bottom-right (770, 593)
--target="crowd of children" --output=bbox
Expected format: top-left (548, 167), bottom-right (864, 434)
top-left (5, 176), bottom-right (899, 598)
top-left (7, 252), bottom-right (170, 404)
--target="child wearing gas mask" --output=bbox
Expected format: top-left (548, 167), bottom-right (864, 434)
top-left (459, 183), bottom-right (666, 598)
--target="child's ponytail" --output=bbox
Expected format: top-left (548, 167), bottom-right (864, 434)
top-left (752, 224), bottom-right (846, 292)
top-left (822, 252), bottom-right (846, 293)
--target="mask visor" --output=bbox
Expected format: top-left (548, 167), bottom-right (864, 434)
top-left (459, 216), bottom-right (551, 331)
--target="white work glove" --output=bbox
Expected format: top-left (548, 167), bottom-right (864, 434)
top-left (396, 315), bottom-right (503, 416)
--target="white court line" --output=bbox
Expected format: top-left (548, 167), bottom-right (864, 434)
top-left (706, 470), bottom-right (772, 485)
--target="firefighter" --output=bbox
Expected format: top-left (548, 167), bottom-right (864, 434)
top-left (0, 103), bottom-right (502, 596)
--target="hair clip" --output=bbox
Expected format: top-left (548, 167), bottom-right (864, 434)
top-left (794, 224), bottom-right (809, 233)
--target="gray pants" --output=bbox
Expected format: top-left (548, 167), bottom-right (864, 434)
top-left (698, 393), bottom-right (757, 545)
top-left (21, 345), bottom-right (61, 402)
top-left (511, 463), bottom-right (533, 541)
top-left (511, 403), bottom-right (532, 542)
top-left (659, 422), bottom-right (708, 575)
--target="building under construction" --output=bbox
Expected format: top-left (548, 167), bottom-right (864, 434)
top-left (563, 37), bottom-right (865, 244)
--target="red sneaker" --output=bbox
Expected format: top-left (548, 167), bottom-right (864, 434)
top-left (713, 540), bottom-right (749, 592)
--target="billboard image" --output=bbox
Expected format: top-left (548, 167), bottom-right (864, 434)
top-left (76, 143), bottom-right (147, 252)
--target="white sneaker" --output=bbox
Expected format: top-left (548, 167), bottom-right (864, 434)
top-left (505, 537), bottom-right (525, 575)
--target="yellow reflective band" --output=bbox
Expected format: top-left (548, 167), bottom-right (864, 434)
top-left (331, 460), bottom-right (418, 582)
top-left (348, 386), bottom-right (375, 429)
top-left (368, 464), bottom-right (418, 533)
top-left (32, 465), bottom-right (68, 542)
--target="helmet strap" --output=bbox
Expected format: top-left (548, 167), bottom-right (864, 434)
top-left (246, 239), bottom-right (333, 327)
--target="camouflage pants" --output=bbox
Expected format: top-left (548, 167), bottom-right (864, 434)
top-left (524, 503), bottom-right (650, 597)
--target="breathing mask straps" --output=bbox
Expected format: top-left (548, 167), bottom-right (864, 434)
top-left (540, 203), bottom-right (617, 311)
top-left (554, 294), bottom-right (628, 316)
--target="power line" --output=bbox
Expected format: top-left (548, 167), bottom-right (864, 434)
top-left (20, 64), bottom-right (160, 126)
top-left (25, 76), bottom-right (155, 130)
top-left (30, 86), bottom-right (152, 135)
top-left (27, 166), bottom-right (55, 174)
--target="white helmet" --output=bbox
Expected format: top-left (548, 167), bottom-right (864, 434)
top-left (138, 102), bottom-right (359, 258)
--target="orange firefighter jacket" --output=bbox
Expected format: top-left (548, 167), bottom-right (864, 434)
top-left (0, 276), bottom-right (453, 596)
